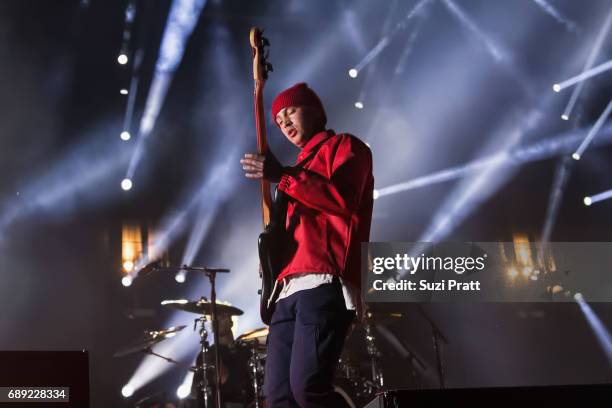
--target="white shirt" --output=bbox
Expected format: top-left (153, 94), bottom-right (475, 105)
top-left (275, 273), bottom-right (362, 317)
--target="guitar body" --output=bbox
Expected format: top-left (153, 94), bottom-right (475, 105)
top-left (258, 190), bottom-right (287, 324)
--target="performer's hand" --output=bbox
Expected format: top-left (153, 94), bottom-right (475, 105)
top-left (240, 151), bottom-right (284, 182)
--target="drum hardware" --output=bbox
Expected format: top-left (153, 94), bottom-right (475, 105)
top-left (161, 299), bottom-right (244, 317)
top-left (192, 302), bottom-right (214, 408)
top-left (113, 325), bottom-right (187, 359)
top-left (131, 261), bottom-right (440, 407)
top-left (236, 327), bottom-right (268, 408)
top-left (416, 304), bottom-right (448, 389)
top-left (364, 313), bottom-right (385, 390)
top-left (374, 324), bottom-right (428, 384)
top-left (246, 340), bottom-right (264, 408)
top-left (144, 262), bottom-right (232, 408)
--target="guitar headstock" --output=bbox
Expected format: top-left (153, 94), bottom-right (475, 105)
top-left (250, 27), bottom-right (273, 82)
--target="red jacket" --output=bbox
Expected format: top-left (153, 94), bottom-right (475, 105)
top-left (277, 130), bottom-right (374, 290)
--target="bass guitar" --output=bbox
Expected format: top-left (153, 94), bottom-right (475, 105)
top-left (249, 27), bottom-right (284, 325)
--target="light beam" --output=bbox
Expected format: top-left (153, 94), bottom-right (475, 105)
top-left (553, 59), bottom-right (612, 93)
top-left (573, 99), bottom-right (612, 160)
top-left (126, 0), bottom-right (207, 180)
top-left (575, 294), bottom-right (612, 364)
top-left (561, 6), bottom-right (612, 120)
top-left (584, 187), bottom-right (612, 206)
top-left (531, 0), bottom-right (579, 33)
top-left (376, 123), bottom-right (612, 198)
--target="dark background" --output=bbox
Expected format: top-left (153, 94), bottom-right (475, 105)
top-left (0, 1), bottom-right (611, 406)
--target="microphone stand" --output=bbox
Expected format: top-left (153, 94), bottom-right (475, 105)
top-left (139, 261), bottom-right (229, 408)
top-left (196, 266), bottom-right (229, 408)
top-left (178, 266), bottom-right (229, 408)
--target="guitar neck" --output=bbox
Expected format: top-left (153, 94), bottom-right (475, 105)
top-left (254, 81), bottom-right (272, 227)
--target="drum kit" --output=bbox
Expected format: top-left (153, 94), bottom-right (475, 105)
top-left (115, 263), bottom-right (421, 408)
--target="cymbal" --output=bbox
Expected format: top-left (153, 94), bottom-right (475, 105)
top-left (161, 298), bottom-right (244, 316)
top-left (113, 325), bottom-right (187, 358)
top-left (358, 310), bottom-right (404, 326)
top-left (236, 327), bottom-right (269, 342)
top-left (237, 327), bottom-right (268, 353)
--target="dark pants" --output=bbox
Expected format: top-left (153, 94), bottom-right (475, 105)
top-left (263, 278), bottom-right (356, 408)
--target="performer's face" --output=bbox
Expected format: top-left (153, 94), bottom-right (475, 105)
top-left (276, 106), bottom-right (323, 148)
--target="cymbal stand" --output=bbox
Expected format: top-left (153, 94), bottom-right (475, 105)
top-left (364, 322), bottom-right (384, 390)
top-left (246, 341), bottom-right (263, 408)
top-left (193, 307), bottom-right (212, 408)
top-left (143, 348), bottom-right (183, 366)
top-left (184, 265), bottom-right (230, 408)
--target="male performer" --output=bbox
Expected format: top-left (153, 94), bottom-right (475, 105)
top-left (240, 82), bottom-right (374, 407)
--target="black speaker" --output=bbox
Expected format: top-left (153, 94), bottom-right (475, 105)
top-left (364, 384), bottom-right (612, 407)
top-left (0, 351), bottom-right (90, 407)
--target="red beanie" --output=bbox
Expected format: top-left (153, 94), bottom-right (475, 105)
top-left (271, 83), bottom-right (327, 127)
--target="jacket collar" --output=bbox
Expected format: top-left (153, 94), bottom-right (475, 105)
top-left (298, 129), bottom-right (332, 160)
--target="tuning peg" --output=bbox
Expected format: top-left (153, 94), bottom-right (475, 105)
top-left (265, 62), bottom-right (274, 73)
top-left (262, 37), bottom-right (270, 47)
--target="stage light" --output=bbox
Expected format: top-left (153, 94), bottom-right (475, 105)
top-left (120, 88), bottom-right (129, 95)
top-left (161, 299), bottom-right (188, 306)
top-left (175, 271), bottom-right (186, 283)
top-left (176, 384), bottom-right (191, 399)
top-left (574, 292), bottom-right (583, 301)
top-left (121, 178), bottom-right (133, 191)
top-left (561, 114), bottom-right (569, 121)
top-left (348, 68), bottom-right (358, 78)
top-left (572, 153), bottom-right (580, 160)
top-left (373, 189), bottom-right (380, 200)
top-left (583, 188), bottom-right (612, 206)
top-left (121, 49), bottom-right (143, 148)
top-left (552, 84), bottom-right (561, 92)
top-left (118, 54), bottom-right (129, 65)
top-left (123, 260), bottom-right (134, 272)
top-left (522, 266), bottom-right (532, 277)
top-left (551, 284), bottom-right (563, 294)
top-left (121, 384), bottom-right (134, 398)
top-left (121, 276), bottom-right (133, 287)
top-left (177, 370), bottom-right (195, 399)
top-left (355, 101), bottom-right (364, 109)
